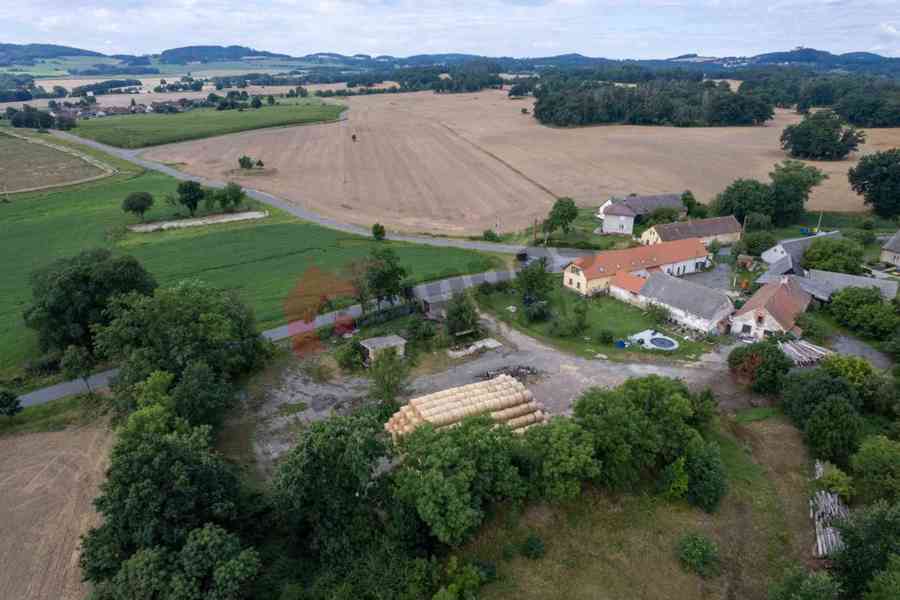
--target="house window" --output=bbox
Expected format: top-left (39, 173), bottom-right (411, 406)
top-left (741, 324), bottom-right (751, 334)
top-left (576, 281), bottom-right (581, 290)
top-left (567, 278), bottom-right (572, 286)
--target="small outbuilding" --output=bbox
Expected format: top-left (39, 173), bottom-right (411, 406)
top-left (359, 335), bottom-right (407, 364)
top-left (881, 230), bottom-right (900, 267)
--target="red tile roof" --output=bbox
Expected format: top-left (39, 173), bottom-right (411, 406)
top-left (734, 278), bottom-right (812, 332)
top-left (570, 238), bottom-right (709, 281)
top-left (610, 271), bottom-right (648, 294)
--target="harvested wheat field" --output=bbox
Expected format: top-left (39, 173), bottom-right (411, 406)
top-left (0, 427), bottom-right (112, 600)
top-left (0, 132), bottom-right (109, 193)
top-left (143, 89), bottom-right (900, 235)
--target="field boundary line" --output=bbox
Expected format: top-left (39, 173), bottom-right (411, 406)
top-left (435, 120), bottom-right (558, 199)
top-left (2, 129), bottom-right (117, 194)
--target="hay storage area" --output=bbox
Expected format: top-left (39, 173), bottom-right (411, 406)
top-left (386, 374), bottom-right (546, 438)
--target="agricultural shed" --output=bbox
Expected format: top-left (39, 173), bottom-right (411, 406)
top-left (359, 335), bottom-right (406, 364)
top-left (385, 375), bottom-right (546, 439)
top-left (641, 215), bottom-right (741, 247)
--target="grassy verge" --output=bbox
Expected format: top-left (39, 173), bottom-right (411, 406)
top-left (70, 100), bottom-right (345, 148)
top-left (476, 285), bottom-right (714, 362)
top-left (0, 394), bottom-right (104, 436)
top-left (466, 417), bottom-right (812, 600)
top-left (0, 143), bottom-right (501, 389)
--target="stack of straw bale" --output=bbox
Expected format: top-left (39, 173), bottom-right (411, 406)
top-left (386, 375), bottom-right (546, 439)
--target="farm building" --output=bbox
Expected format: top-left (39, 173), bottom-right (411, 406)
top-left (597, 194), bottom-right (686, 235)
top-left (609, 272), bottom-right (733, 334)
top-left (359, 335), bottom-right (406, 364)
top-left (563, 238), bottom-right (710, 296)
top-left (760, 231), bottom-right (841, 277)
top-left (385, 375), bottom-right (546, 439)
top-left (732, 277), bottom-right (812, 340)
top-left (757, 270), bottom-right (899, 302)
top-left (640, 215), bottom-right (741, 247)
top-left (881, 230), bottom-right (900, 267)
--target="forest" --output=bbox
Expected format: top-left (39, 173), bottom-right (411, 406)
top-left (738, 71), bottom-right (900, 127)
top-left (533, 78), bottom-right (774, 127)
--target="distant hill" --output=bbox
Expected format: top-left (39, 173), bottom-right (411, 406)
top-left (158, 45), bottom-right (291, 64)
top-left (0, 43), bottom-right (102, 64)
top-left (3, 41), bottom-right (900, 77)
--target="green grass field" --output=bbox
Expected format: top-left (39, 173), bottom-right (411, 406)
top-left (0, 146), bottom-right (500, 388)
top-left (72, 100), bottom-right (344, 148)
top-left (477, 283), bottom-right (713, 361)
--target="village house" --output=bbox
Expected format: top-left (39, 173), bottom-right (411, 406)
top-left (732, 277), bottom-right (812, 340)
top-left (596, 194), bottom-right (686, 235)
top-left (609, 271), bottom-right (733, 333)
top-left (563, 238), bottom-right (710, 296)
top-left (760, 231), bottom-right (841, 277)
top-left (641, 215), bottom-right (742, 247)
top-left (881, 231), bottom-right (900, 267)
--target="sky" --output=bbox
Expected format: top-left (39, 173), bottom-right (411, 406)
top-left (3, 0), bottom-right (900, 59)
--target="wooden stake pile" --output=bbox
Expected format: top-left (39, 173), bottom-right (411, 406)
top-left (810, 460), bottom-right (849, 558)
top-left (779, 340), bottom-right (833, 367)
top-left (385, 374), bottom-right (546, 439)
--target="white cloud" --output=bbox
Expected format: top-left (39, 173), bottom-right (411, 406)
top-left (3, 0), bottom-right (900, 59)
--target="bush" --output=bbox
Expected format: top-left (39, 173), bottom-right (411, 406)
top-left (742, 231), bottom-right (778, 256)
top-left (24, 352), bottom-right (61, 377)
top-left (728, 342), bottom-right (792, 395)
top-left (803, 237), bottom-right (865, 275)
top-left (768, 567), bottom-right (841, 600)
top-left (804, 395), bottom-right (863, 466)
top-left (795, 313), bottom-right (829, 344)
top-left (815, 462), bottom-right (855, 503)
top-left (520, 418), bottom-right (599, 502)
top-left (521, 534), bottom-right (545, 560)
top-left (646, 303), bottom-right (670, 326)
top-left (407, 319), bottom-right (436, 345)
top-left (0, 388), bottom-right (22, 418)
top-left (523, 300), bottom-right (551, 323)
top-left (685, 438), bottom-right (728, 513)
top-left (335, 341), bottom-right (365, 371)
top-left (851, 436), bottom-right (900, 504)
top-left (865, 554), bottom-right (900, 600)
top-left (596, 329), bottom-right (615, 345)
top-left (676, 533), bottom-right (720, 578)
top-left (781, 368), bottom-right (861, 428)
top-left (660, 456), bottom-right (689, 501)
top-left (445, 293), bottom-right (480, 337)
top-left (482, 229), bottom-right (501, 242)
top-left (832, 501), bottom-right (900, 599)
top-left (372, 223), bottom-right (386, 241)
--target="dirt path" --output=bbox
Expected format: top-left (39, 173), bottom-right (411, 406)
top-left (0, 426), bottom-right (112, 600)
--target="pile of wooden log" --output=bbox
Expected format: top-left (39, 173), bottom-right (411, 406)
top-left (385, 375), bottom-right (547, 439)
top-left (810, 460), bottom-right (849, 558)
top-left (779, 340), bottom-right (833, 366)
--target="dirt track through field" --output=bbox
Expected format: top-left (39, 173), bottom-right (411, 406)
top-left (0, 427), bottom-right (112, 600)
top-left (143, 90), bottom-right (900, 235)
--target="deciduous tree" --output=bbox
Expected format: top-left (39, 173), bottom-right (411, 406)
top-left (23, 249), bottom-right (157, 353)
top-left (121, 192), bottom-right (154, 221)
top-left (849, 149), bottom-right (900, 218)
